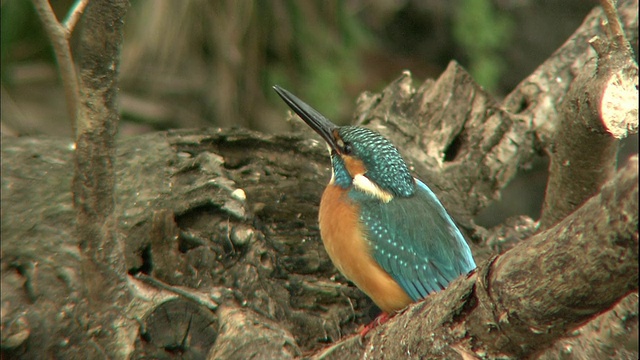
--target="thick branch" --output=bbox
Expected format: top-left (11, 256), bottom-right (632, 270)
top-left (503, 0), bottom-right (638, 144)
top-left (537, 292), bottom-right (639, 359)
top-left (539, 0), bottom-right (638, 230)
top-left (72, 0), bottom-right (132, 357)
top-left (483, 158), bottom-right (638, 354)
top-left (314, 157), bottom-right (638, 359)
top-left (74, 0), bottom-right (130, 283)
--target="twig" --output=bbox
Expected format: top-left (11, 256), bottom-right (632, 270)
top-left (63, 0), bottom-right (90, 34)
top-left (599, 0), bottom-right (630, 50)
top-left (135, 273), bottom-right (220, 311)
top-left (31, 0), bottom-right (80, 134)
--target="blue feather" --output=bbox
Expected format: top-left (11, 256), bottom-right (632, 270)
top-left (352, 178), bottom-right (476, 301)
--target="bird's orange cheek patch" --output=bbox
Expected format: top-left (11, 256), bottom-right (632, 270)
top-left (342, 155), bottom-right (366, 178)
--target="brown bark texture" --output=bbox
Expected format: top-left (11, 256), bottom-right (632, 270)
top-left (74, 0), bottom-right (134, 358)
top-left (539, 0), bottom-right (638, 230)
top-left (1, 0), bottom-right (638, 359)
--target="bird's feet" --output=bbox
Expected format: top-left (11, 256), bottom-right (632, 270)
top-left (357, 311), bottom-right (392, 338)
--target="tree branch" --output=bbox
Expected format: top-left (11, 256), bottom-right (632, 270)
top-left (71, 0), bottom-right (132, 357)
top-left (539, 0), bottom-right (638, 230)
top-left (537, 292), bottom-right (639, 359)
top-left (502, 0), bottom-right (638, 144)
top-left (600, 0), bottom-right (632, 49)
top-left (31, 0), bottom-right (80, 132)
top-left (63, 0), bottom-right (90, 33)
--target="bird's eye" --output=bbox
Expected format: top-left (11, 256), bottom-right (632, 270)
top-left (343, 142), bottom-right (353, 155)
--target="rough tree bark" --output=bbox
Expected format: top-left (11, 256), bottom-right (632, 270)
top-left (1, 0), bottom-right (638, 359)
top-left (6, 0), bottom-right (133, 358)
top-left (72, 0), bottom-right (134, 358)
top-left (539, 0), bottom-right (638, 230)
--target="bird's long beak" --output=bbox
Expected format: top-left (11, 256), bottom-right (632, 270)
top-left (273, 85), bottom-right (341, 154)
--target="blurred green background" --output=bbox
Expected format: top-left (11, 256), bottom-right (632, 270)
top-left (2, 0), bottom-right (601, 137)
top-left (4, 0), bottom-right (638, 228)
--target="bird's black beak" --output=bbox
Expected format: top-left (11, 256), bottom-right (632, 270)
top-left (273, 85), bottom-right (341, 154)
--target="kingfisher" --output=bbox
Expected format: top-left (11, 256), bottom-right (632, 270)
top-left (273, 85), bottom-right (476, 321)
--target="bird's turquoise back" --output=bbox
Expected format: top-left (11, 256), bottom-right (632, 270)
top-left (351, 178), bottom-right (476, 301)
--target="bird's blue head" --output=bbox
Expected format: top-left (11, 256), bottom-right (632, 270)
top-left (274, 86), bottom-right (415, 201)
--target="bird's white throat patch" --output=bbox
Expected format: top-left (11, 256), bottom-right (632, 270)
top-left (353, 174), bottom-right (393, 203)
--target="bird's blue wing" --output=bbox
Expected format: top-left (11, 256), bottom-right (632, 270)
top-left (352, 178), bottom-right (476, 301)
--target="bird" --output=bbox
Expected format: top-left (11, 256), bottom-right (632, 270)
top-left (273, 85), bottom-right (476, 319)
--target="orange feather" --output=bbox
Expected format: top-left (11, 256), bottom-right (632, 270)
top-left (342, 155), bottom-right (366, 177)
top-left (319, 184), bottom-right (412, 313)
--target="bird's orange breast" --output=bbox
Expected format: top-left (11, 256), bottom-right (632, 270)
top-left (318, 184), bottom-right (412, 313)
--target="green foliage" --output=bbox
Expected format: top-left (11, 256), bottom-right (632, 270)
top-left (453, 0), bottom-right (513, 92)
top-left (1, 0), bottom-right (50, 83)
top-left (2, 0), bottom-right (372, 132)
top-left (119, 0), bottom-right (372, 130)
top-left (282, 1), bottom-right (371, 122)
